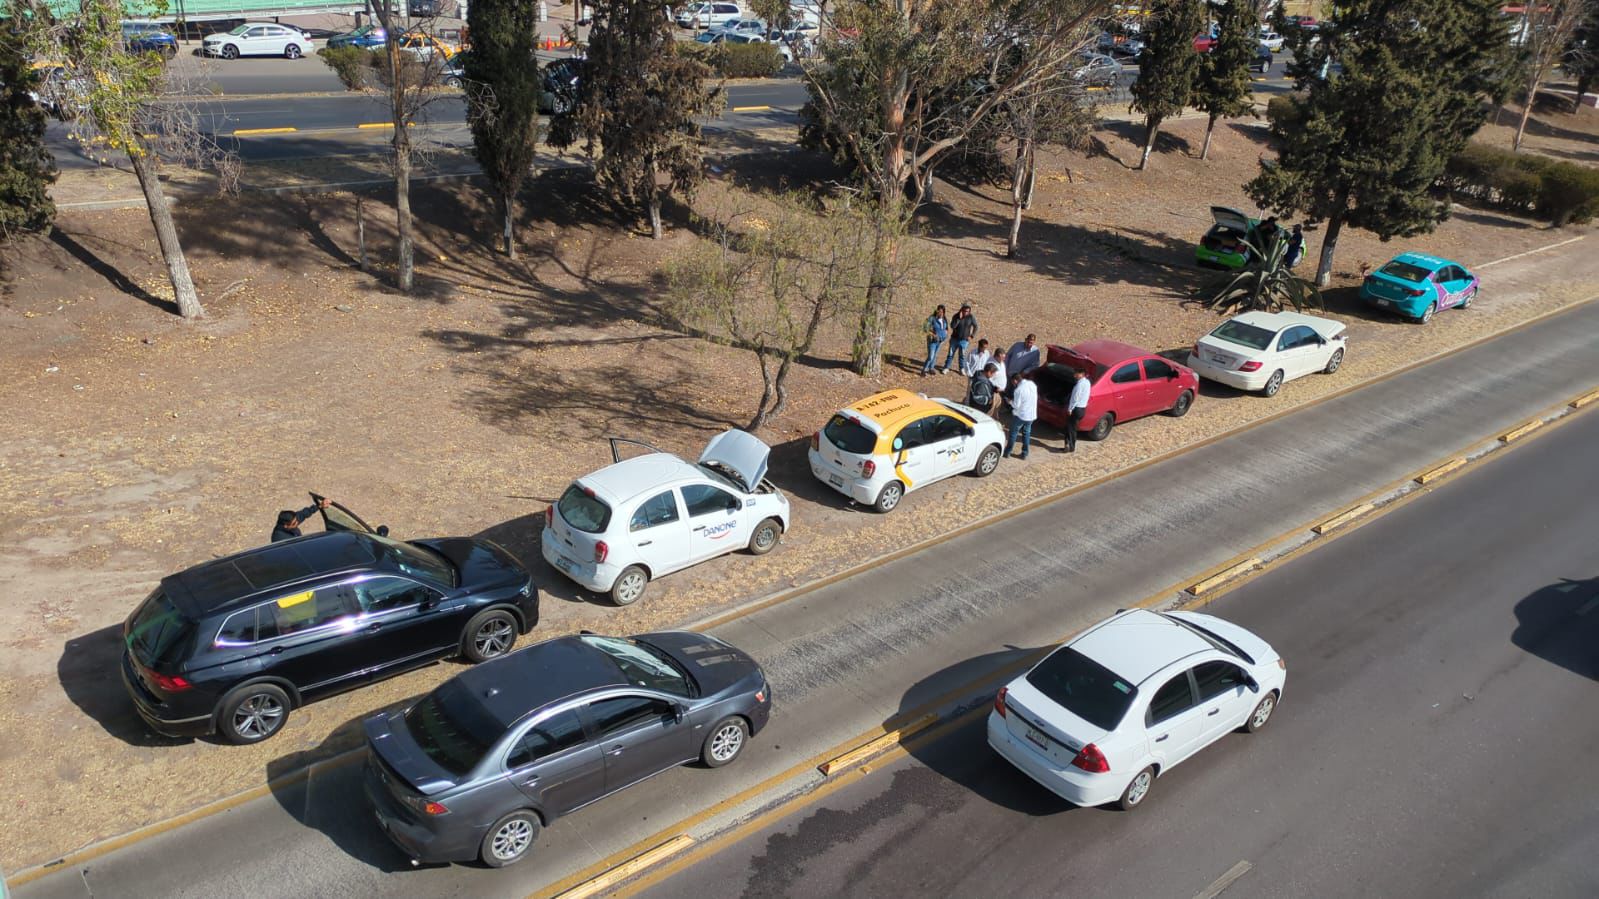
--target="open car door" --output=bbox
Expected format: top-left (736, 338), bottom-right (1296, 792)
top-left (310, 492), bottom-right (389, 537)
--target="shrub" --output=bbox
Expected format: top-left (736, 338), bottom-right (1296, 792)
top-left (1535, 163), bottom-right (1599, 226)
top-left (1439, 143), bottom-right (1599, 226)
top-left (318, 46), bottom-right (374, 91)
top-left (1263, 94), bottom-right (1302, 133)
top-left (714, 42), bottom-right (784, 78)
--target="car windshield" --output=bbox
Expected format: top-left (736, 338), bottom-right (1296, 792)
top-left (1024, 647), bottom-right (1137, 731)
top-left (1209, 320), bottom-right (1275, 351)
top-left (368, 534), bottom-right (456, 589)
top-left (228, 24), bottom-right (251, 35)
top-left (126, 589), bottom-right (195, 667)
top-left (403, 683), bottom-right (501, 776)
top-left (1379, 261), bottom-right (1432, 282)
top-left (558, 483), bottom-right (612, 533)
top-left (581, 635), bottom-right (696, 696)
top-left (823, 414), bottom-right (877, 455)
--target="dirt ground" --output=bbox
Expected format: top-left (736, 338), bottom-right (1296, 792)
top-left (1, 109), bottom-right (1595, 873)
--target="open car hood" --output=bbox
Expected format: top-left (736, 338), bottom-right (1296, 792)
top-left (1210, 206), bottom-right (1253, 231)
top-left (699, 429), bottom-right (770, 494)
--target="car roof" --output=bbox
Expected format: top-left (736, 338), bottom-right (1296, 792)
top-left (1072, 339), bottom-right (1152, 367)
top-left (1391, 252), bottom-right (1453, 270)
top-left (1230, 310), bottom-right (1343, 334)
top-left (1069, 609), bottom-right (1213, 685)
top-left (166, 532), bottom-right (379, 616)
top-left (842, 389), bottom-right (947, 435)
top-left (580, 453), bottom-right (703, 504)
top-left (457, 636), bottom-right (627, 728)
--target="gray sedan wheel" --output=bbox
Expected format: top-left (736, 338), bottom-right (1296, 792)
top-left (461, 608), bottom-right (518, 663)
top-left (479, 810), bottom-right (541, 867)
top-left (701, 716), bottom-right (749, 767)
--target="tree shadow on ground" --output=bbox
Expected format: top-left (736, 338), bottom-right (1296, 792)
top-left (59, 624), bottom-right (193, 747)
top-left (1225, 119), bottom-right (1276, 148)
top-left (1098, 118), bottom-right (1198, 163)
top-left (1510, 575), bottom-right (1599, 682)
top-left (715, 145), bottom-right (848, 198)
top-left (1500, 99), bottom-right (1599, 144)
top-left (50, 228), bottom-right (181, 315)
top-left (1446, 205), bottom-right (1547, 231)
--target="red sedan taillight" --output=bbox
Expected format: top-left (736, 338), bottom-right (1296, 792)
top-left (1239, 361), bottom-right (1263, 372)
top-left (994, 686), bottom-right (1008, 718)
top-left (594, 541), bottom-right (609, 564)
top-left (1070, 742), bottom-right (1110, 773)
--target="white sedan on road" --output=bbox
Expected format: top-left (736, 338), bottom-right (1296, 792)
top-left (202, 23), bottom-right (314, 59)
top-left (989, 608), bottom-right (1285, 810)
top-left (542, 430), bottom-right (789, 605)
top-left (1188, 310), bottom-right (1347, 397)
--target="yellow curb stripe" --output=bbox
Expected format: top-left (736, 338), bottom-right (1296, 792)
top-left (231, 126), bottom-right (297, 135)
top-left (1414, 458), bottom-right (1468, 485)
top-left (817, 714), bottom-right (937, 776)
top-left (730, 105), bottom-right (771, 112)
top-left (1313, 502), bottom-right (1376, 535)
top-left (357, 121), bottom-right (394, 129)
top-left (1188, 558), bottom-right (1261, 595)
top-left (1499, 419), bottom-right (1544, 443)
top-left (1570, 387), bottom-right (1599, 409)
top-left (557, 836), bottom-right (696, 899)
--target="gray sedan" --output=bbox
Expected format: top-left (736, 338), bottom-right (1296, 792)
top-left (364, 630), bottom-right (770, 867)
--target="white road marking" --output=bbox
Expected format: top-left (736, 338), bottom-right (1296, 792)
top-left (1475, 236), bottom-right (1586, 269)
top-left (1194, 860), bottom-right (1254, 899)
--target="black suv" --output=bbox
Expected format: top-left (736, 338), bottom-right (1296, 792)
top-left (121, 500), bottom-right (538, 744)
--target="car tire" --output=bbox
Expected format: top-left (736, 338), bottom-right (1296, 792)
top-left (479, 810), bottom-right (541, 867)
top-left (872, 481), bottom-right (904, 514)
top-left (461, 608), bottom-right (518, 663)
top-left (973, 444), bottom-right (1001, 477)
top-left (1460, 286), bottom-right (1475, 309)
top-left (1088, 413), bottom-right (1114, 442)
top-left (701, 716), bottom-right (749, 768)
top-left (747, 518), bottom-right (781, 555)
top-left (1116, 765), bottom-right (1155, 811)
top-left (218, 682), bottom-right (291, 744)
top-left (1261, 369), bottom-right (1285, 397)
top-left (1323, 348), bottom-right (1344, 374)
top-left (1419, 301), bottom-right (1436, 324)
top-left (444, 75), bottom-right (462, 88)
top-left (1245, 691), bottom-right (1277, 733)
top-left (610, 564), bottom-right (649, 606)
top-left (285, 44), bottom-right (302, 59)
top-left (222, 44), bottom-right (239, 59)
top-left (1166, 390), bottom-right (1193, 417)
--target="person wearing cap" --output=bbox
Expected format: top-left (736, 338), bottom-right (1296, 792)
top-left (942, 303), bottom-right (979, 374)
top-left (271, 497), bottom-right (329, 543)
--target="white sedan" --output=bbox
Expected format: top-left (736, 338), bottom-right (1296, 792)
top-left (1258, 29), bottom-right (1285, 51)
top-left (202, 23), bottom-right (314, 59)
top-left (1188, 310), bottom-right (1347, 397)
top-left (989, 609), bottom-right (1285, 810)
top-left (542, 430), bottom-right (789, 606)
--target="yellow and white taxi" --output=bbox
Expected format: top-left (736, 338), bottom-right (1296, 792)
top-left (808, 390), bottom-right (1006, 513)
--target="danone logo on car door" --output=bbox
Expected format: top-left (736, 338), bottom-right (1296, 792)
top-left (702, 520), bottom-right (738, 540)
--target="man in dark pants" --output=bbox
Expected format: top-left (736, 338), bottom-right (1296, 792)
top-left (272, 497), bottom-right (329, 542)
top-left (1064, 367), bottom-right (1090, 453)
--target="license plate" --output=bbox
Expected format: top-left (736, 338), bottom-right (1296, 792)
top-left (828, 475), bottom-right (844, 488)
top-left (1377, 298), bottom-right (1392, 307)
top-left (554, 555), bottom-right (575, 574)
top-left (1024, 725), bottom-right (1050, 750)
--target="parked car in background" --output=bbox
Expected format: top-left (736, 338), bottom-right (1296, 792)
top-left (1257, 29), bottom-right (1285, 51)
top-left (121, 497), bottom-right (537, 745)
top-left (1252, 44), bottom-right (1274, 73)
top-left (539, 56), bottom-right (584, 113)
top-left (713, 16), bottom-right (767, 37)
top-left (410, 0), bottom-right (446, 16)
top-left (809, 390), bottom-right (1005, 514)
top-left (676, 1), bottom-right (742, 29)
top-left (989, 609), bottom-right (1285, 810)
top-left (1189, 311), bottom-right (1347, 397)
top-left (1193, 31), bottom-right (1217, 52)
top-left (122, 22), bottom-right (179, 57)
top-left (1021, 341), bottom-right (1198, 442)
top-left (365, 631), bottom-right (770, 867)
top-left (326, 24), bottom-right (388, 50)
top-left (1195, 206), bottom-right (1284, 271)
top-left (1097, 31), bottom-right (1144, 58)
top-left (1283, 14), bottom-right (1319, 31)
top-left (203, 22), bottom-right (314, 59)
top-left (543, 431), bottom-right (788, 605)
top-left (1073, 52), bottom-right (1123, 87)
top-left (1361, 253), bottom-right (1478, 323)
top-left (397, 31), bottom-right (458, 59)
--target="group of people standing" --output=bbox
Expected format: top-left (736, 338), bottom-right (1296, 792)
top-left (919, 306), bottom-right (1091, 461)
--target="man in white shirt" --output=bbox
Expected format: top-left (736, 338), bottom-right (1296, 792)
top-left (1004, 376), bottom-right (1038, 460)
top-left (1064, 366), bottom-right (1090, 453)
top-left (961, 338), bottom-right (994, 378)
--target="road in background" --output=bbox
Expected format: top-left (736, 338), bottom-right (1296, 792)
top-left (642, 402), bottom-right (1599, 899)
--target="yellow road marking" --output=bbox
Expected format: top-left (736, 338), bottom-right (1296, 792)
top-left (1569, 387), bottom-right (1599, 409)
top-left (1499, 419), bottom-right (1544, 443)
top-left (357, 121), bottom-right (395, 129)
top-left (817, 714), bottom-right (936, 775)
top-left (730, 105), bottom-right (771, 112)
top-left (231, 126), bottom-right (297, 135)
top-left (1188, 558), bottom-right (1262, 595)
top-left (1414, 458), bottom-right (1468, 485)
top-left (1312, 502), bottom-right (1375, 535)
top-left (557, 836), bottom-right (696, 899)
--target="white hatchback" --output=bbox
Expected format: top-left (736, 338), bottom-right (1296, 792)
top-left (988, 609), bottom-right (1285, 811)
top-left (1189, 310), bottom-right (1347, 397)
top-left (542, 430), bottom-right (789, 606)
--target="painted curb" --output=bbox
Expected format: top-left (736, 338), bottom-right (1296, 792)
top-left (817, 714), bottom-right (938, 776)
top-left (1187, 558), bottom-right (1262, 595)
top-left (1313, 503), bottom-right (1376, 535)
top-left (557, 835), bottom-right (696, 899)
top-left (1499, 419), bottom-right (1544, 443)
top-left (1571, 387), bottom-right (1599, 409)
top-left (1414, 458), bottom-right (1469, 485)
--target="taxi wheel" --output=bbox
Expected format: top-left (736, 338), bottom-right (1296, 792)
top-left (610, 565), bottom-right (649, 606)
top-left (872, 481), bottom-right (904, 513)
top-left (973, 445), bottom-right (1001, 477)
top-left (747, 518), bottom-right (781, 555)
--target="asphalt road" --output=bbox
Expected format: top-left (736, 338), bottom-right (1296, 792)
top-left (641, 400), bottom-right (1599, 899)
top-left (11, 294), bottom-right (1596, 898)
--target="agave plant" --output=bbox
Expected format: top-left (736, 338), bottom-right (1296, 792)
top-left (1207, 230), bottom-right (1324, 314)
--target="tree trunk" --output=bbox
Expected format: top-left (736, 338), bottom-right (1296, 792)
top-left (501, 192), bottom-right (516, 259)
top-left (850, 202), bottom-right (900, 376)
top-left (747, 348), bottom-right (775, 431)
top-left (1314, 201), bottom-right (1347, 289)
top-left (647, 192), bottom-right (663, 240)
top-left (767, 354), bottom-right (794, 420)
top-left (1201, 113), bottom-right (1217, 160)
top-left (356, 194), bottom-right (369, 272)
top-left (388, 42), bottom-right (414, 291)
top-left (1006, 138), bottom-right (1032, 258)
top-left (128, 149), bottom-right (203, 319)
top-left (1513, 78), bottom-right (1537, 151)
top-left (1138, 115), bottom-right (1161, 170)
top-left (1576, 75), bottom-right (1593, 113)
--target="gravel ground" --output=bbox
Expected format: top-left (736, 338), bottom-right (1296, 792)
top-left (1, 113), bottom-right (1594, 873)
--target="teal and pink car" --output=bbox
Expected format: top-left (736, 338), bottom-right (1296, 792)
top-left (1360, 253), bottom-right (1478, 323)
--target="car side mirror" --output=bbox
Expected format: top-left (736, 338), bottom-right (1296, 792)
top-left (673, 703), bottom-right (687, 723)
top-left (1245, 676), bottom-right (1260, 693)
top-left (1316, 336), bottom-right (1327, 346)
top-left (419, 594), bottom-right (439, 611)
top-left (376, 525), bottom-right (390, 537)
top-left (1167, 370), bottom-right (1179, 379)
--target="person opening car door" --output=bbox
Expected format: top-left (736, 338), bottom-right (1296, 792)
top-left (681, 484), bottom-right (748, 562)
top-left (628, 490), bottom-right (692, 578)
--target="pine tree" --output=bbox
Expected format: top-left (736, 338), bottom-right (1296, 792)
top-left (1130, 0), bottom-right (1206, 170)
top-left (0, 17), bottom-right (57, 241)
top-left (464, 0), bottom-right (542, 258)
top-left (1195, 0), bottom-right (1257, 161)
top-left (1247, 0), bottom-right (1515, 287)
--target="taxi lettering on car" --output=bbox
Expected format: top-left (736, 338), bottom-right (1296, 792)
top-left (1360, 252), bottom-right (1478, 323)
top-left (807, 390), bottom-right (1006, 513)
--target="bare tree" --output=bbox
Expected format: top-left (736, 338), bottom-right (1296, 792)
top-left (1512, 0), bottom-right (1590, 150)
top-left (994, 71), bottom-right (1097, 257)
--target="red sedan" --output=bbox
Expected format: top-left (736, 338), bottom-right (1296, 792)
top-left (1022, 340), bottom-right (1199, 441)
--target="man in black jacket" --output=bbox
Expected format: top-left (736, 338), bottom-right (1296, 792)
top-left (272, 497), bottom-right (329, 543)
top-left (941, 303), bottom-right (979, 374)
